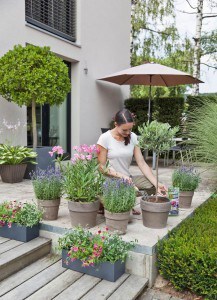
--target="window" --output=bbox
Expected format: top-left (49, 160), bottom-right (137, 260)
top-left (25, 0), bottom-right (76, 42)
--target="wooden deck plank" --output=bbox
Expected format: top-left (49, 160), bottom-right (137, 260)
top-left (107, 275), bottom-right (148, 300)
top-left (0, 239), bottom-right (23, 254)
top-left (54, 274), bottom-right (101, 300)
top-left (0, 237), bottom-right (10, 244)
top-left (26, 269), bottom-right (83, 300)
top-left (0, 255), bottom-right (60, 297)
top-left (81, 273), bottom-right (130, 300)
top-left (1, 260), bottom-right (66, 300)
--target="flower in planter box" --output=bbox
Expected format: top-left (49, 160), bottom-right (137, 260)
top-left (0, 201), bottom-right (42, 228)
top-left (58, 226), bottom-right (135, 267)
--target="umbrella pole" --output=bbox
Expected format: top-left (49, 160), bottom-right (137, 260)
top-left (148, 76), bottom-right (152, 123)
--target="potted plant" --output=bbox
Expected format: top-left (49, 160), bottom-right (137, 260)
top-left (62, 144), bottom-right (105, 228)
top-left (0, 144), bottom-right (37, 183)
top-left (138, 120), bottom-right (179, 228)
top-left (172, 165), bottom-right (200, 208)
top-left (102, 178), bottom-right (136, 234)
top-left (0, 201), bottom-right (42, 242)
top-left (30, 167), bottom-right (63, 220)
top-left (58, 226), bottom-right (135, 282)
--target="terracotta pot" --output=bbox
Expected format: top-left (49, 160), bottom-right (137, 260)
top-left (68, 199), bottom-right (100, 228)
top-left (38, 199), bottom-right (60, 220)
top-left (0, 164), bottom-right (27, 183)
top-left (140, 196), bottom-right (171, 229)
top-left (104, 210), bottom-right (130, 234)
top-left (179, 191), bottom-right (194, 208)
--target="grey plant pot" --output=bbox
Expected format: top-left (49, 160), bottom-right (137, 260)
top-left (0, 222), bottom-right (39, 242)
top-left (140, 196), bottom-right (171, 229)
top-left (24, 146), bottom-right (55, 179)
top-left (0, 164), bottom-right (27, 183)
top-left (104, 210), bottom-right (130, 235)
top-left (179, 191), bottom-right (194, 208)
top-left (67, 199), bottom-right (100, 228)
top-left (37, 199), bottom-right (60, 220)
top-left (62, 250), bottom-right (125, 282)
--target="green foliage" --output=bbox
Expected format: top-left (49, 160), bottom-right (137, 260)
top-left (138, 121), bottom-right (179, 155)
top-left (0, 44), bottom-right (71, 107)
top-left (58, 226), bottom-right (135, 266)
top-left (0, 144), bottom-right (37, 165)
top-left (31, 167), bottom-right (63, 200)
top-left (157, 196), bottom-right (217, 299)
top-left (187, 100), bottom-right (217, 168)
top-left (186, 94), bottom-right (217, 114)
top-left (0, 201), bottom-right (42, 227)
top-left (124, 97), bottom-right (184, 133)
top-left (62, 145), bottom-right (104, 202)
top-left (201, 29), bottom-right (217, 65)
top-left (102, 179), bottom-right (136, 213)
top-left (172, 166), bottom-right (200, 191)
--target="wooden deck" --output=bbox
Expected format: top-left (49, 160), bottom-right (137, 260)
top-left (0, 237), bottom-right (148, 300)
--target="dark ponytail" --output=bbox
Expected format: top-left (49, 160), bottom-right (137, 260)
top-left (114, 109), bottom-right (134, 146)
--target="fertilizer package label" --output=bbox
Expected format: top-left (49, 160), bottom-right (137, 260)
top-left (168, 187), bottom-right (179, 216)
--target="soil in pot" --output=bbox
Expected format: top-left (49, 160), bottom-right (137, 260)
top-left (38, 199), bottom-right (60, 220)
top-left (140, 196), bottom-right (171, 229)
top-left (104, 210), bottom-right (130, 234)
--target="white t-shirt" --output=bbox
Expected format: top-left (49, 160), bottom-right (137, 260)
top-left (97, 130), bottom-right (138, 176)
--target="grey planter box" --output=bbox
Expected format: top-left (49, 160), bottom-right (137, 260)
top-left (24, 146), bottom-right (55, 179)
top-left (62, 250), bottom-right (125, 282)
top-left (0, 223), bottom-right (39, 242)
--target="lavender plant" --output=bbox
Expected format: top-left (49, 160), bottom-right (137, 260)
top-left (102, 178), bottom-right (136, 213)
top-left (172, 166), bottom-right (200, 191)
top-left (31, 167), bottom-right (63, 200)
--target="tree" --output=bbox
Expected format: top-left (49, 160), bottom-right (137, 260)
top-left (0, 44), bottom-right (71, 148)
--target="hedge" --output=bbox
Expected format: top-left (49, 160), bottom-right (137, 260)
top-left (186, 94), bottom-right (217, 114)
top-left (157, 195), bottom-right (217, 299)
top-left (124, 97), bottom-right (184, 133)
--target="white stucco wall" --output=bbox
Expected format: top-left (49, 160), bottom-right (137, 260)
top-left (0, 0), bottom-right (131, 148)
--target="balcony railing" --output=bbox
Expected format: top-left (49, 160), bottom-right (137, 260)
top-left (25, 0), bottom-right (76, 42)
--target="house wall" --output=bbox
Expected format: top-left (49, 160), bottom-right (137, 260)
top-left (0, 0), bottom-right (130, 148)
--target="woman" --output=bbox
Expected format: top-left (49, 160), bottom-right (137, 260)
top-left (97, 109), bottom-right (167, 213)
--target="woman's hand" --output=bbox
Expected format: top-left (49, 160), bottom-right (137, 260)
top-left (157, 183), bottom-right (168, 196)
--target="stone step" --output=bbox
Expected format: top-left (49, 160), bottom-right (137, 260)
top-left (0, 236), bottom-right (51, 281)
top-left (0, 251), bottom-right (149, 300)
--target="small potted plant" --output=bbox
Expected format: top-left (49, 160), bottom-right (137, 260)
top-left (102, 178), bottom-right (136, 234)
top-left (0, 144), bottom-right (37, 183)
top-left (58, 226), bottom-right (135, 282)
top-left (138, 121), bottom-right (179, 229)
top-left (62, 144), bottom-right (105, 228)
top-left (31, 167), bottom-right (63, 220)
top-left (172, 165), bottom-right (200, 208)
top-left (0, 201), bottom-right (42, 242)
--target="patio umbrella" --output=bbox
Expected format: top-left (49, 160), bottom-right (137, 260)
top-left (98, 62), bottom-right (203, 122)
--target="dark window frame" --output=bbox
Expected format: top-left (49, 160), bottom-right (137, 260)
top-left (25, 0), bottom-right (76, 42)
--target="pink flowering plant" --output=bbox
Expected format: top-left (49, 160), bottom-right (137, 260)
top-left (49, 145), bottom-right (68, 172)
top-left (0, 201), bottom-right (42, 228)
top-left (58, 226), bottom-right (135, 267)
top-left (62, 144), bottom-right (105, 202)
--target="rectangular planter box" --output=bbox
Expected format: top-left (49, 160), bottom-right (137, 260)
top-left (24, 146), bottom-right (55, 179)
top-left (62, 249), bottom-right (125, 282)
top-left (0, 223), bottom-right (39, 242)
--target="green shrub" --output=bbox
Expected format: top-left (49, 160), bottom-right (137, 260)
top-left (157, 196), bottom-right (217, 299)
top-left (172, 166), bottom-right (200, 191)
top-left (186, 94), bottom-right (217, 114)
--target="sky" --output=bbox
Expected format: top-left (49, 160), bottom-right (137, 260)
top-left (174, 0), bottom-right (217, 93)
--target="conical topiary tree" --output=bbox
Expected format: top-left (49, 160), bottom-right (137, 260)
top-left (0, 44), bottom-right (71, 148)
top-left (138, 121), bottom-right (179, 201)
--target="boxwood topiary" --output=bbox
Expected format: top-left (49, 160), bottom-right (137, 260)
top-left (157, 195), bottom-right (217, 299)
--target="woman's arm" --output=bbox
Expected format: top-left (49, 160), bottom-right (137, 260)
top-left (97, 144), bottom-right (132, 181)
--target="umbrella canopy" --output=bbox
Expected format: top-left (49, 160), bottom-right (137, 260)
top-left (98, 62), bottom-right (203, 86)
top-left (98, 62), bottom-right (203, 121)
